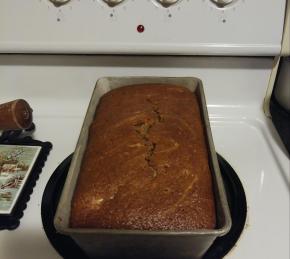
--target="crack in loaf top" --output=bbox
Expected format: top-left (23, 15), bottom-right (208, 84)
top-left (70, 84), bottom-right (216, 231)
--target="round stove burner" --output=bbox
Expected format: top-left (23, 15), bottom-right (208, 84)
top-left (41, 154), bottom-right (246, 259)
top-left (203, 155), bottom-right (247, 259)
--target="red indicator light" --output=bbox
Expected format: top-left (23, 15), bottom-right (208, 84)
top-left (137, 25), bottom-right (145, 33)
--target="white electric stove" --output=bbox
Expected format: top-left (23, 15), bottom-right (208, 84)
top-left (0, 0), bottom-right (289, 259)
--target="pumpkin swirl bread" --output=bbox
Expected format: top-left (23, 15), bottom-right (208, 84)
top-left (70, 84), bottom-right (216, 230)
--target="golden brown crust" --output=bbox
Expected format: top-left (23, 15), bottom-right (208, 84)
top-left (70, 84), bottom-right (216, 230)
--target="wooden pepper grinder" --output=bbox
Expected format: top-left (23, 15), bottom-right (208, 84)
top-left (0, 99), bottom-right (33, 130)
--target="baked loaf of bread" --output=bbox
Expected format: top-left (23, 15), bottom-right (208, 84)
top-left (70, 84), bottom-right (216, 230)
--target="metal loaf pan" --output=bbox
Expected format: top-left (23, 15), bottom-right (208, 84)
top-left (54, 77), bottom-right (232, 259)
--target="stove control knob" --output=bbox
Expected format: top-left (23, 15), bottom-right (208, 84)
top-left (156, 0), bottom-right (179, 8)
top-left (49, 0), bottom-right (70, 7)
top-left (211, 0), bottom-right (234, 7)
top-left (103, 0), bottom-right (124, 7)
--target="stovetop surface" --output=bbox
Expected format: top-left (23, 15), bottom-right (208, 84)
top-left (0, 111), bottom-right (288, 259)
top-left (0, 55), bottom-right (289, 259)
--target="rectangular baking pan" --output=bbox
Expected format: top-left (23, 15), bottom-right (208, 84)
top-left (54, 77), bottom-right (232, 259)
